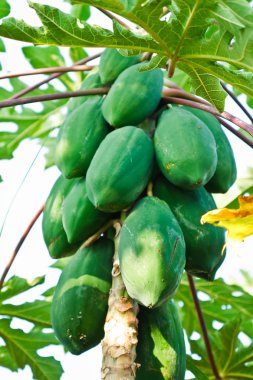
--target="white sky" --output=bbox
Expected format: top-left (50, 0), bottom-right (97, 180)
top-left (0, 1), bottom-right (253, 379)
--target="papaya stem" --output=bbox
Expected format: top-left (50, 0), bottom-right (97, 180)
top-left (101, 226), bottom-right (139, 380)
top-left (0, 204), bottom-right (44, 291)
top-left (81, 219), bottom-right (119, 249)
top-left (147, 181), bottom-right (153, 196)
top-left (96, 7), bottom-right (131, 30)
top-left (187, 273), bottom-right (222, 380)
top-left (9, 53), bottom-right (102, 100)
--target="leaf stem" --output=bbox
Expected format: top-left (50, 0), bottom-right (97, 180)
top-left (81, 219), bottom-right (118, 249)
top-left (9, 52), bottom-right (102, 100)
top-left (187, 273), bottom-right (221, 380)
top-left (217, 117), bottom-right (253, 148)
top-left (96, 7), bottom-right (131, 29)
top-left (0, 204), bottom-right (44, 291)
top-left (220, 83), bottom-right (253, 123)
top-left (162, 95), bottom-right (253, 138)
top-left (0, 65), bottom-right (94, 80)
top-left (0, 88), bottom-right (109, 109)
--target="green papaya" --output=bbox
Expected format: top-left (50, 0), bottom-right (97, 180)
top-left (136, 300), bottom-right (186, 380)
top-left (51, 238), bottom-right (114, 355)
top-left (154, 106), bottom-right (218, 190)
top-left (99, 48), bottom-right (141, 84)
top-left (68, 68), bottom-right (103, 112)
top-left (62, 177), bottom-right (112, 244)
top-left (182, 106), bottom-right (237, 193)
top-left (102, 63), bottom-right (163, 127)
top-left (118, 196), bottom-right (185, 308)
top-left (153, 177), bottom-right (226, 280)
top-left (42, 176), bottom-right (80, 259)
top-left (86, 126), bottom-right (154, 212)
top-left (55, 96), bottom-right (109, 178)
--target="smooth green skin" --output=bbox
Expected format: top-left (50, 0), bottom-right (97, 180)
top-left (62, 177), bottom-right (112, 244)
top-left (67, 69), bottom-right (103, 112)
top-left (154, 107), bottom-right (218, 190)
top-left (55, 97), bottom-right (109, 178)
top-left (51, 238), bottom-right (114, 355)
top-left (136, 300), bottom-right (186, 380)
top-left (42, 176), bottom-right (80, 259)
top-left (183, 106), bottom-right (237, 193)
top-left (99, 48), bottom-right (141, 84)
top-left (153, 177), bottom-right (226, 280)
top-left (118, 197), bottom-right (186, 308)
top-left (86, 126), bottom-right (154, 212)
top-left (102, 63), bottom-right (163, 127)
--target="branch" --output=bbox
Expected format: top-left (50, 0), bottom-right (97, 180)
top-left (9, 52), bottom-right (102, 100)
top-left (162, 95), bottom-right (253, 137)
top-left (0, 65), bottom-right (94, 80)
top-left (0, 88), bottom-right (109, 109)
top-left (162, 87), bottom-right (211, 106)
top-left (217, 117), bottom-right (253, 149)
top-left (0, 205), bottom-right (44, 291)
top-left (187, 273), bottom-right (222, 380)
top-left (220, 82), bottom-right (253, 124)
top-left (95, 7), bottom-right (131, 29)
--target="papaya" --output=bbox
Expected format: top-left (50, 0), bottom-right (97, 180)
top-left (153, 177), bottom-right (226, 280)
top-left (42, 176), bottom-right (80, 259)
top-left (86, 126), bottom-right (154, 212)
top-left (154, 106), bottom-right (218, 190)
top-left (182, 106), bottom-right (237, 193)
top-left (55, 96), bottom-right (109, 178)
top-left (136, 300), bottom-right (186, 380)
top-left (99, 48), bottom-right (141, 84)
top-left (62, 177), bottom-right (112, 244)
top-left (118, 196), bottom-right (185, 308)
top-left (67, 68), bottom-right (103, 112)
top-left (102, 63), bottom-right (163, 127)
top-left (51, 238), bottom-right (114, 355)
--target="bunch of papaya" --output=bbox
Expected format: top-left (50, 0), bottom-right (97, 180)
top-left (41, 48), bottom-right (237, 378)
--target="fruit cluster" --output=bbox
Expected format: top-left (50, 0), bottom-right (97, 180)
top-left (42, 48), bottom-right (237, 379)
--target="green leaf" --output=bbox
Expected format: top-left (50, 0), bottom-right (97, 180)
top-left (22, 46), bottom-right (66, 69)
top-left (178, 62), bottom-right (227, 111)
top-left (0, 320), bottom-right (63, 380)
top-left (176, 275), bottom-right (253, 338)
top-left (50, 257), bottom-right (71, 271)
top-left (0, 2), bottom-right (160, 53)
top-left (71, 4), bottom-right (90, 20)
top-left (0, 300), bottom-right (52, 327)
top-left (0, 37), bottom-right (5, 51)
top-left (0, 276), bottom-right (45, 303)
top-left (186, 356), bottom-right (209, 380)
top-left (0, 0), bottom-right (10, 19)
top-left (0, 346), bottom-right (18, 372)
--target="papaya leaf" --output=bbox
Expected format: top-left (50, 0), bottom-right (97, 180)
top-left (186, 356), bottom-right (209, 380)
top-left (0, 0), bottom-right (10, 19)
top-left (189, 318), bottom-right (253, 379)
top-left (71, 4), bottom-right (90, 20)
top-left (0, 300), bottom-right (52, 327)
top-left (0, 346), bottom-right (18, 372)
top-left (0, 37), bottom-right (5, 51)
top-left (0, 276), bottom-right (45, 303)
top-left (201, 194), bottom-right (253, 243)
top-left (176, 275), bottom-right (253, 338)
top-left (0, 320), bottom-right (63, 380)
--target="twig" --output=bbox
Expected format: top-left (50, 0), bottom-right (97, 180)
top-left (9, 52), bottom-right (102, 100)
top-left (0, 88), bottom-right (109, 109)
top-left (81, 219), bottom-right (118, 249)
top-left (220, 82), bottom-right (253, 123)
top-left (95, 7), bottom-right (131, 29)
top-left (0, 205), bottom-right (44, 291)
top-left (187, 273), bottom-right (221, 380)
top-left (0, 65), bottom-right (94, 80)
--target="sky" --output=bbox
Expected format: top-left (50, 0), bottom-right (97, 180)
top-left (0, 1), bottom-right (253, 379)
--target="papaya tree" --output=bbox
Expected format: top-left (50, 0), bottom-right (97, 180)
top-left (1, 1), bottom-right (253, 379)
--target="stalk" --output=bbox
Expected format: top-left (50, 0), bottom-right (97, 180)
top-left (101, 223), bottom-right (139, 379)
